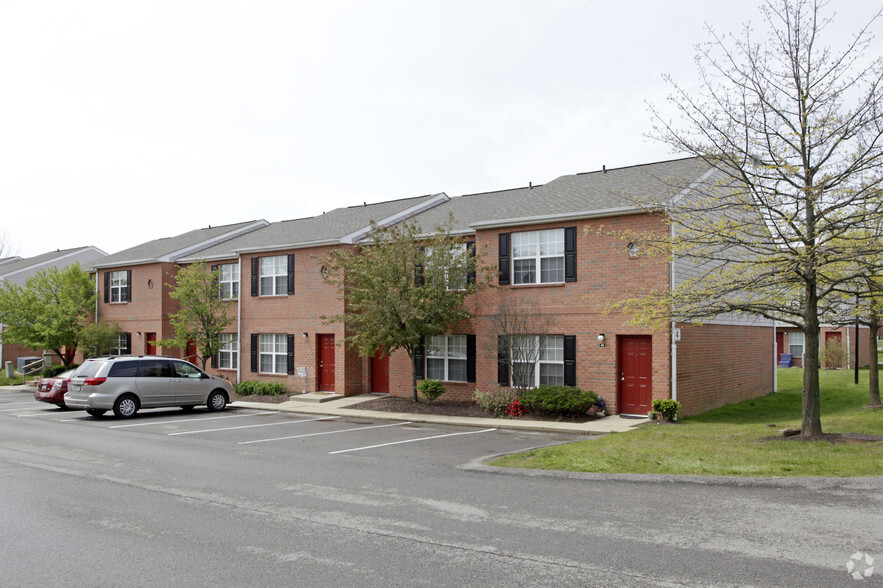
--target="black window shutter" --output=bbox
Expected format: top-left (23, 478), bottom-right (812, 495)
top-left (286, 334), bottom-right (295, 374)
top-left (564, 226), bottom-right (577, 283)
top-left (497, 335), bottom-right (509, 385)
top-left (466, 334), bottom-right (476, 382)
top-left (103, 272), bottom-right (109, 303)
top-left (287, 254), bottom-right (295, 295)
top-left (564, 335), bottom-right (576, 386)
top-left (125, 270), bottom-right (132, 301)
top-left (251, 258), bottom-right (259, 297)
top-left (415, 247), bottom-right (424, 286)
top-left (466, 241), bottom-right (476, 285)
top-left (498, 233), bottom-right (510, 285)
top-left (211, 265), bottom-right (219, 299)
top-left (414, 337), bottom-right (425, 379)
top-left (124, 332), bottom-right (132, 355)
top-left (250, 334), bottom-right (258, 372)
top-left (211, 353), bottom-right (218, 368)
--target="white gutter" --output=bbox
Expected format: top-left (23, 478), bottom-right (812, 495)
top-left (236, 256), bottom-right (242, 385)
top-left (670, 222), bottom-right (678, 403)
top-left (469, 206), bottom-right (648, 231)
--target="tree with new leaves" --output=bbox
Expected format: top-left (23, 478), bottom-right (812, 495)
top-left (79, 320), bottom-right (123, 359)
top-left (613, 0), bottom-right (883, 436)
top-left (160, 261), bottom-right (231, 370)
top-left (0, 263), bottom-right (94, 367)
top-left (323, 218), bottom-right (490, 401)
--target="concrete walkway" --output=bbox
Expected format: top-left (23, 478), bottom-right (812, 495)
top-left (232, 393), bottom-right (649, 435)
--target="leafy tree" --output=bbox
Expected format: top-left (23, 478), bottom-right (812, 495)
top-left (160, 261), bottom-right (231, 370)
top-left (0, 263), bottom-right (95, 367)
top-left (616, 0), bottom-right (883, 436)
top-left (79, 320), bottom-right (122, 359)
top-left (323, 219), bottom-right (490, 401)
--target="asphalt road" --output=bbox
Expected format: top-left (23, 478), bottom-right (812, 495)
top-left (1, 388), bottom-right (880, 587)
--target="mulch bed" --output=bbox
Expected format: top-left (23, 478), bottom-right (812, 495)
top-left (233, 394), bottom-right (289, 404)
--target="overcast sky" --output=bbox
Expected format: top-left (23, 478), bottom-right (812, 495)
top-left (1, 0), bottom-right (879, 258)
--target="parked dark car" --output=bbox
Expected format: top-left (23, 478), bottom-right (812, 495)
top-left (34, 369), bottom-right (78, 408)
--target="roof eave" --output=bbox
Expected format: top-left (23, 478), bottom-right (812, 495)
top-left (468, 206), bottom-right (653, 230)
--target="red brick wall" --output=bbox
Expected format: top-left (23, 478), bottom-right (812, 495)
top-left (676, 323), bottom-right (774, 416)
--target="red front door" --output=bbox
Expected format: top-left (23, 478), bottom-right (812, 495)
top-left (619, 336), bottom-right (653, 415)
top-left (145, 332), bottom-right (157, 355)
top-left (317, 335), bottom-right (335, 392)
top-left (775, 332), bottom-right (784, 365)
top-left (371, 349), bottom-right (389, 393)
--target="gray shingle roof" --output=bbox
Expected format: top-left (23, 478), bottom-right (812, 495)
top-left (410, 157), bottom-right (712, 231)
top-left (181, 193), bottom-right (446, 261)
top-left (93, 220), bottom-right (268, 268)
top-left (0, 247), bottom-right (108, 285)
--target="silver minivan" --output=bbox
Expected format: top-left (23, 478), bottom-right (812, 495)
top-left (65, 355), bottom-right (235, 418)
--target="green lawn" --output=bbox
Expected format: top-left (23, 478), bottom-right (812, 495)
top-left (490, 368), bottom-right (883, 477)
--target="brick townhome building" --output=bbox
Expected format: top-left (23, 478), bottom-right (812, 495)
top-left (90, 158), bottom-right (775, 416)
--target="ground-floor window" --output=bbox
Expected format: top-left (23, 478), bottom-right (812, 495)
top-left (259, 334), bottom-right (287, 374)
top-left (510, 335), bottom-right (564, 388)
top-left (112, 333), bottom-right (130, 355)
top-left (426, 335), bottom-right (467, 382)
top-left (789, 331), bottom-right (805, 357)
top-left (219, 333), bottom-right (237, 369)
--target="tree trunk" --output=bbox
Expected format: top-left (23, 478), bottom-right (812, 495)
top-left (801, 288), bottom-right (823, 436)
top-left (409, 351), bottom-right (418, 402)
top-left (868, 309), bottom-right (881, 408)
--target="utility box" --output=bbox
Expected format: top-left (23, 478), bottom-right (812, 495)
top-left (17, 356), bottom-right (40, 372)
top-left (5, 361), bottom-right (12, 378)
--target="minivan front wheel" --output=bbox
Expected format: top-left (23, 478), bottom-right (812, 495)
top-left (113, 394), bottom-right (139, 418)
top-left (206, 390), bottom-right (227, 412)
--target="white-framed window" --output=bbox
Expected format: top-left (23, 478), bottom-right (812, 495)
top-left (259, 334), bottom-right (287, 374)
top-left (219, 264), bottom-right (239, 300)
top-left (219, 333), bottom-right (237, 369)
top-left (426, 335), bottom-right (467, 382)
top-left (512, 229), bottom-right (564, 285)
top-left (510, 335), bottom-right (564, 388)
top-left (260, 256), bottom-right (287, 296)
top-left (425, 243), bottom-right (468, 290)
top-left (789, 331), bottom-right (805, 357)
top-left (112, 333), bottom-right (129, 355)
top-left (109, 271), bottom-right (128, 303)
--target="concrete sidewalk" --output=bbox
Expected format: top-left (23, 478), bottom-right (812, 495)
top-left (232, 393), bottom-right (649, 435)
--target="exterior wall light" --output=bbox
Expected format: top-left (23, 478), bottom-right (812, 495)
top-left (598, 333), bottom-right (606, 347)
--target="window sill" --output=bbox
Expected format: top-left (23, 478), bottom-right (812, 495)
top-left (108, 301), bottom-right (129, 305)
top-left (256, 295), bottom-right (289, 299)
top-left (257, 372), bottom-right (290, 377)
top-left (509, 282), bottom-right (566, 288)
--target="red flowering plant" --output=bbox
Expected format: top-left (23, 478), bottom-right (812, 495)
top-left (504, 399), bottom-right (524, 419)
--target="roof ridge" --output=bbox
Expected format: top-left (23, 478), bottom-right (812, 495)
top-left (574, 156), bottom-right (701, 177)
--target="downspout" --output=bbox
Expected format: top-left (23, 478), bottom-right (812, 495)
top-left (773, 321), bottom-right (777, 393)
top-left (670, 221), bottom-right (677, 402)
top-left (236, 256), bottom-right (242, 385)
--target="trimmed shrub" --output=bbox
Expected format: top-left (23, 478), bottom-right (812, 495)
top-left (652, 398), bottom-right (681, 421)
top-left (417, 379), bottom-right (446, 405)
top-left (519, 385), bottom-right (599, 416)
top-left (234, 380), bottom-right (288, 397)
top-left (474, 386), bottom-right (519, 417)
top-left (41, 364), bottom-right (78, 378)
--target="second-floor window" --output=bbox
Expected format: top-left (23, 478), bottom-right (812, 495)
top-left (513, 229), bottom-right (564, 285)
top-left (109, 270), bottom-right (130, 303)
top-left (251, 254), bottom-right (294, 297)
top-left (219, 264), bottom-right (239, 300)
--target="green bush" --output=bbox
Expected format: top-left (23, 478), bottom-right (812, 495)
top-left (234, 380), bottom-right (288, 397)
top-left (652, 398), bottom-right (681, 421)
top-left (417, 379), bottom-right (446, 405)
top-left (519, 385), bottom-right (599, 416)
top-left (474, 386), bottom-right (519, 416)
top-left (41, 364), bottom-right (78, 378)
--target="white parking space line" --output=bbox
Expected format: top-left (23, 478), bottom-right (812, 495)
top-left (329, 428), bottom-right (497, 455)
top-left (17, 411), bottom-right (69, 418)
top-left (168, 415), bottom-right (338, 436)
top-left (238, 421), bottom-right (412, 445)
top-left (109, 411), bottom-right (276, 428)
top-left (0, 403), bottom-right (44, 411)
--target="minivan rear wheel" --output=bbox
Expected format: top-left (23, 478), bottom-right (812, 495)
top-left (206, 390), bottom-right (227, 412)
top-left (113, 394), bottom-right (139, 418)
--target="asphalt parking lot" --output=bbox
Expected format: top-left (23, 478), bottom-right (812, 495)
top-left (0, 388), bottom-right (587, 464)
